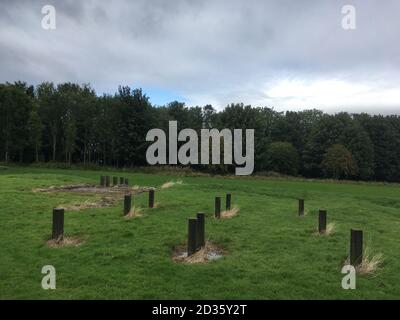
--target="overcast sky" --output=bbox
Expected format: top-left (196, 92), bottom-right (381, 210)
top-left (1, 0), bottom-right (399, 113)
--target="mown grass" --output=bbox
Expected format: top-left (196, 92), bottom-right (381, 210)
top-left (0, 167), bottom-right (400, 299)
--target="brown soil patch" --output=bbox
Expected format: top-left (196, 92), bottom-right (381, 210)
top-left (33, 184), bottom-right (151, 195)
top-left (34, 184), bottom-right (154, 211)
top-left (46, 236), bottom-right (85, 248)
top-left (172, 241), bottom-right (224, 264)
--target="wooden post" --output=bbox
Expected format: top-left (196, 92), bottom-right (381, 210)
top-left (196, 212), bottom-right (205, 249)
top-left (226, 194), bottom-right (231, 211)
top-left (124, 178), bottom-right (129, 186)
top-left (149, 189), bottom-right (155, 208)
top-left (319, 210), bottom-right (327, 233)
top-left (123, 194), bottom-right (132, 216)
top-left (100, 176), bottom-right (105, 187)
top-left (188, 218), bottom-right (198, 256)
top-left (105, 176), bottom-right (110, 187)
top-left (52, 208), bottom-right (64, 240)
top-left (215, 197), bottom-right (221, 219)
top-left (120, 177), bottom-right (124, 185)
top-left (298, 199), bottom-right (304, 216)
top-left (350, 229), bottom-right (363, 266)
top-left (113, 177), bottom-right (118, 186)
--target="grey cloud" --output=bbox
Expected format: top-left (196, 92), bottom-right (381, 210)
top-left (0, 0), bottom-right (399, 113)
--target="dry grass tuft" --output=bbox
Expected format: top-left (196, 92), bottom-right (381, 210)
top-left (220, 205), bottom-right (240, 219)
top-left (299, 210), bottom-right (309, 217)
top-left (124, 206), bottom-right (143, 218)
top-left (46, 236), bottom-right (85, 248)
top-left (326, 222), bottom-right (335, 235)
top-left (343, 248), bottom-right (384, 275)
top-left (161, 180), bottom-right (183, 189)
top-left (358, 251), bottom-right (384, 275)
top-left (314, 222), bottom-right (336, 236)
top-left (172, 241), bottom-right (224, 264)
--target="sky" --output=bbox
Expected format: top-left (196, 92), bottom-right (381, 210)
top-left (0, 0), bottom-right (399, 113)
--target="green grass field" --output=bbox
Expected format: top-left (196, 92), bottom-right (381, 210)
top-left (1, 167), bottom-right (400, 299)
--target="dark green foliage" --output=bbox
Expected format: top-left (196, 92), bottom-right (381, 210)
top-left (1, 81), bottom-right (400, 181)
top-left (322, 144), bottom-right (358, 179)
top-left (261, 141), bottom-right (299, 175)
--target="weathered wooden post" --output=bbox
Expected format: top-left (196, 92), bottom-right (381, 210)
top-left (100, 176), bottom-right (105, 187)
top-left (52, 208), bottom-right (64, 240)
top-left (298, 199), bottom-right (304, 216)
top-left (105, 176), bottom-right (110, 187)
top-left (124, 178), bottom-right (129, 186)
top-left (113, 177), bottom-right (118, 186)
top-left (188, 218), bottom-right (198, 256)
top-left (120, 177), bottom-right (124, 185)
top-left (319, 210), bottom-right (327, 234)
top-left (196, 212), bottom-right (205, 249)
top-left (149, 189), bottom-right (155, 208)
top-left (215, 197), bottom-right (221, 219)
top-left (226, 194), bottom-right (231, 211)
top-left (123, 194), bottom-right (132, 216)
top-left (350, 229), bottom-right (363, 266)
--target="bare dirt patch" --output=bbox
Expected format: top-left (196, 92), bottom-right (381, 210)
top-left (33, 184), bottom-right (151, 194)
top-left (172, 241), bottom-right (224, 264)
top-left (33, 184), bottom-right (153, 211)
top-left (46, 236), bottom-right (85, 248)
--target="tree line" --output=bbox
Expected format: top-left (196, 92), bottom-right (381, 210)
top-left (1, 81), bottom-right (400, 181)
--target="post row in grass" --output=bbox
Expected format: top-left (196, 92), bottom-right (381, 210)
top-left (124, 194), bottom-right (132, 216)
top-left (318, 209), bottom-right (327, 234)
top-left (226, 193), bottom-right (231, 210)
top-left (214, 193), bottom-right (232, 219)
top-left (298, 199), bottom-right (304, 216)
top-left (149, 189), bottom-right (155, 208)
top-left (215, 197), bottom-right (221, 219)
top-left (100, 176), bottom-right (130, 187)
top-left (52, 208), bottom-right (64, 240)
top-left (350, 229), bottom-right (363, 266)
top-left (187, 213), bottom-right (206, 256)
top-left (301, 200), bottom-right (364, 267)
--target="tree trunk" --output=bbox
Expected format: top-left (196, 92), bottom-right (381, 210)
top-left (4, 138), bottom-right (9, 163)
top-left (83, 143), bottom-right (87, 165)
top-left (52, 135), bottom-right (56, 161)
top-left (35, 143), bottom-right (39, 162)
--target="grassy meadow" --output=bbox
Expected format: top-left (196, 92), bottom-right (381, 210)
top-left (1, 167), bottom-right (400, 299)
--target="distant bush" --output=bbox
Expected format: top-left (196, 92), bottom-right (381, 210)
top-left (322, 144), bottom-right (358, 179)
top-left (261, 142), bottom-right (300, 176)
